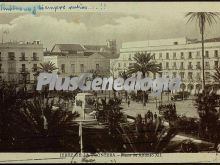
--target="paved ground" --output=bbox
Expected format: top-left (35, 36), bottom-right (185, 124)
top-left (121, 98), bottom-right (199, 118)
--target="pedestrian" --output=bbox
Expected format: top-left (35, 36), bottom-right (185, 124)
top-left (128, 100), bottom-right (130, 107)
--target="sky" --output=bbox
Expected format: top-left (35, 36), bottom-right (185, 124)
top-left (0, 2), bottom-right (220, 51)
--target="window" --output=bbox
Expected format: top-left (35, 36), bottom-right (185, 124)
top-left (21, 52), bottom-right (25, 61)
top-left (173, 62), bottom-right (176, 68)
top-left (61, 64), bottom-right (65, 73)
top-left (124, 63), bottom-right (126, 67)
top-left (215, 50), bottom-right (218, 58)
top-left (96, 64), bottom-right (100, 70)
top-left (181, 52), bottom-right (184, 59)
top-left (180, 72), bottom-right (185, 79)
top-left (0, 64), bottom-right (2, 71)
top-left (118, 63), bottom-right (121, 68)
top-left (214, 61), bottom-right (218, 68)
top-left (71, 64), bottom-right (75, 73)
top-left (188, 62), bottom-right (192, 69)
top-left (33, 64), bottom-right (37, 72)
top-left (128, 54), bottom-right (131, 60)
top-left (174, 42), bottom-right (178, 45)
top-left (159, 53), bottom-right (162, 59)
top-left (173, 52), bottom-right (176, 59)
top-left (8, 52), bottom-right (15, 60)
top-left (188, 72), bottom-right (193, 79)
top-left (166, 53), bottom-right (169, 59)
top-left (0, 52), bottom-right (1, 60)
top-left (166, 62), bottom-right (169, 69)
top-left (21, 64), bottom-right (26, 72)
top-left (197, 62), bottom-right (201, 69)
top-left (205, 62), bottom-right (210, 69)
top-left (180, 62), bottom-right (184, 69)
top-left (80, 64), bottom-right (84, 73)
top-left (205, 51), bottom-right (209, 58)
top-left (33, 52), bottom-right (38, 61)
top-left (196, 73), bottom-right (201, 80)
top-left (196, 51), bottom-right (200, 58)
top-left (188, 52), bottom-right (192, 59)
top-left (173, 72), bottom-right (177, 78)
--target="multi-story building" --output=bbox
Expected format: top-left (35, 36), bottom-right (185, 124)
top-left (0, 40), bottom-right (43, 87)
top-left (111, 37), bottom-right (220, 94)
top-left (44, 40), bottom-right (117, 77)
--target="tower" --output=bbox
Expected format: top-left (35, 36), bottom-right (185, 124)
top-left (106, 39), bottom-right (117, 56)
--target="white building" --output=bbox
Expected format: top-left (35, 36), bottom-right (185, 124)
top-left (0, 40), bottom-right (43, 86)
top-left (111, 37), bottom-right (220, 94)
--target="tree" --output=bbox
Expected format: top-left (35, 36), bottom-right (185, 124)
top-left (10, 98), bottom-right (80, 151)
top-left (195, 92), bottom-right (220, 148)
top-left (33, 61), bottom-right (58, 101)
top-left (116, 113), bottom-right (177, 152)
top-left (119, 71), bottom-right (130, 102)
top-left (127, 52), bottom-right (161, 106)
top-left (185, 12), bottom-right (220, 89)
top-left (35, 61), bottom-right (58, 75)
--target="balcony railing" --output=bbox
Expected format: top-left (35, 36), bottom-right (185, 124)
top-left (180, 67), bottom-right (185, 70)
top-left (32, 67), bottom-right (38, 72)
top-left (8, 57), bottom-right (15, 61)
top-left (19, 57), bottom-right (28, 61)
top-left (32, 57), bottom-right (39, 61)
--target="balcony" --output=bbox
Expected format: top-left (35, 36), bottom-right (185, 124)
top-left (19, 57), bottom-right (28, 61)
top-left (180, 67), bottom-right (185, 70)
top-left (32, 57), bottom-right (39, 61)
top-left (196, 65), bottom-right (201, 70)
top-left (8, 57), bottom-right (15, 61)
top-left (205, 66), bottom-right (210, 70)
top-left (19, 68), bottom-right (29, 73)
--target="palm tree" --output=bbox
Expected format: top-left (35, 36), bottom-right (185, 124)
top-left (11, 98), bottom-right (80, 151)
top-left (116, 113), bottom-right (178, 152)
top-left (127, 52), bottom-right (161, 106)
top-left (34, 61), bottom-right (58, 101)
top-left (212, 67), bottom-right (220, 85)
top-left (185, 12), bottom-right (220, 89)
top-left (34, 61), bottom-right (58, 76)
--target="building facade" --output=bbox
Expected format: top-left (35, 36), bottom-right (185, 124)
top-left (111, 37), bottom-right (220, 94)
top-left (0, 40), bottom-right (43, 85)
top-left (44, 41), bottom-right (117, 77)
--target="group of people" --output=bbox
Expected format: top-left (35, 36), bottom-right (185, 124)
top-left (158, 103), bottom-right (176, 113)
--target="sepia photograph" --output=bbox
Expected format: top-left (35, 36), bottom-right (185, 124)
top-left (0, 1), bottom-right (220, 163)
